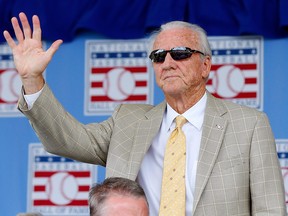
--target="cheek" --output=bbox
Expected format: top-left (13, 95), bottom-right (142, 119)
top-left (153, 67), bottom-right (162, 81)
top-left (180, 70), bottom-right (203, 87)
top-left (183, 64), bottom-right (202, 79)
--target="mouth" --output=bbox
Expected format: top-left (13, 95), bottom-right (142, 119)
top-left (163, 75), bottom-right (180, 80)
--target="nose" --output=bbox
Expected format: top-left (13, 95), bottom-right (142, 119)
top-left (161, 53), bottom-right (176, 70)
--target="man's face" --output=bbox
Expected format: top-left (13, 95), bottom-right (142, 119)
top-left (101, 195), bottom-right (149, 216)
top-left (151, 28), bottom-right (211, 98)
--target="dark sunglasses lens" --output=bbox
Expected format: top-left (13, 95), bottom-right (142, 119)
top-left (170, 50), bottom-right (192, 60)
top-left (150, 50), bottom-right (167, 62)
top-left (149, 47), bottom-right (193, 62)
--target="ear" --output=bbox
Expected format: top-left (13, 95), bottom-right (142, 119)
top-left (201, 55), bottom-right (211, 80)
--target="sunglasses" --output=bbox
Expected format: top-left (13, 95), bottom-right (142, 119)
top-left (149, 46), bottom-right (205, 63)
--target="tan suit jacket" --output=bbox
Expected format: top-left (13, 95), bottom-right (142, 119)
top-left (18, 84), bottom-right (286, 215)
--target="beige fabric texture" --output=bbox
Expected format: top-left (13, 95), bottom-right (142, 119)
top-left (18, 84), bottom-right (286, 215)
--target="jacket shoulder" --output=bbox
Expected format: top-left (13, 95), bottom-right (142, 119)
top-left (207, 92), bottom-right (266, 118)
top-left (112, 103), bottom-right (159, 121)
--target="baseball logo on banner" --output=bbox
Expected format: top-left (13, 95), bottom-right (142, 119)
top-left (28, 144), bottom-right (96, 215)
top-left (276, 139), bottom-right (288, 210)
top-left (85, 39), bottom-right (153, 115)
top-left (0, 43), bottom-right (22, 117)
top-left (207, 36), bottom-right (263, 110)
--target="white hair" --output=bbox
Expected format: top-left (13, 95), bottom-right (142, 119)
top-left (148, 21), bottom-right (212, 57)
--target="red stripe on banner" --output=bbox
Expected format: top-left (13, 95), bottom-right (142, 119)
top-left (212, 92), bottom-right (257, 98)
top-left (92, 67), bottom-right (146, 74)
top-left (206, 79), bottom-right (212, 85)
top-left (91, 82), bottom-right (103, 88)
top-left (245, 78), bottom-right (257, 84)
top-left (207, 77), bottom-right (256, 85)
top-left (0, 69), bottom-right (16, 73)
top-left (35, 171), bottom-right (90, 178)
top-left (91, 96), bottom-right (115, 101)
top-left (91, 68), bottom-right (110, 73)
top-left (91, 95), bottom-right (147, 102)
top-left (211, 64), bottom-right (257, 71)
top-left (34, 200), bottom-right (88, 206)
top-left (78, 185), bottom-right (90, 192)
top-left (91, 80), bottom-right (147, 88)
top-left (127, 67), bottom-right (147, 72)
top-left (35, 171), bottom-right (56, 177)
top-left (127, 95), bottom-right (147, 100)
top-left (34, 186), bottom-right (46, 192)
top-left (69, 171), bottom-right (90, 177)
top-left (33, 185), bottom-right (90, 192)
top-left (236, 92), bottom-right (257, 98)
top-left (69, 200), bottom-right (89, 206)
top-left (135, 81), bottom-right (147, 87)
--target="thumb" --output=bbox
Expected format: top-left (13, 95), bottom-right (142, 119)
top-left (46, 39), bottom-right (63, 58)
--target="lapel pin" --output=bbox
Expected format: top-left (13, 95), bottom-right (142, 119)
top-left (216, 124), bottom-right (223, 130)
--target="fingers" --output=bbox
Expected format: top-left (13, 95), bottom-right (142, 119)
top-left (3, 30), bottom-right (16, 49)
top-left (4, 12), bottom-right (62, 57)
top-left (11, 16), bottom-right (24, 43)
top-left (19, 12), bottom-right (32, 39)
top-left (5, 12), bottom-right (41, 44)
top-left (32, 15), bottom-right (41, 41)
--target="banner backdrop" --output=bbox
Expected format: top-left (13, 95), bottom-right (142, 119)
top-left (0, 34), bottom-right (287, 215)
top-left (27, 144), bottom-right (95, 215)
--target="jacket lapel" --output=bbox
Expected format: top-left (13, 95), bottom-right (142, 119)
top-left (127, 101), bottom-right (166, 179)
top-left (192, 93), bottom-right (228, 213)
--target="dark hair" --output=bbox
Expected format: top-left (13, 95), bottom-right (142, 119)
top-left (89, 177), bottom-right (148, 216)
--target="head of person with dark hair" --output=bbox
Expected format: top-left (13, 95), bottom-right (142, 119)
top-left (89, 177), bottom-right (149, 216)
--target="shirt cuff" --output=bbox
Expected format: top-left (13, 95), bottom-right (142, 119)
top-left (23, 88), bottom-right (43, 110)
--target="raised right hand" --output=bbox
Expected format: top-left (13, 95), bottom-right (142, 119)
top-left (3, 12), bottom-right (63, 94)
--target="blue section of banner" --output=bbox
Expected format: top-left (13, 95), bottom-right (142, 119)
top-left (0, 54), bottom-right (13, 60)
top-left (35, 156), bottom-right (75, 163)
top-left (212, 49), bottom-right (257, 55)
top-left (278, 153), bottom-right (288, 159)
top-left (91, 52), bottom-right (147, 59)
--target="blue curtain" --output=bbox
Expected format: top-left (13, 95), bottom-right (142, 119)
top-left (1, 0), bottom-right (288, 43)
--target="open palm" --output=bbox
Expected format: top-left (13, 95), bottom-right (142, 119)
top-left (3, 12), bottom-right (62, 93)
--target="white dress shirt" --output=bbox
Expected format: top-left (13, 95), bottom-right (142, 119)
top-left (137, 93), bottom-right (207, 216)
top-left (23, 88), bottom-right (43, 110)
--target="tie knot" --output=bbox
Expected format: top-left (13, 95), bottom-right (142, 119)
top-left (175, 115), bottom-right (187, 129)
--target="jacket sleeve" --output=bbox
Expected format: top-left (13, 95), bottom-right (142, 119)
top-left (18, 84), bottom-right (118, 166)
top-left (250, 112), bottom-right (286, 215)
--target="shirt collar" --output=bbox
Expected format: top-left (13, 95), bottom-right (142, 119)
top-left (164, 92), bottom-right (207, 132)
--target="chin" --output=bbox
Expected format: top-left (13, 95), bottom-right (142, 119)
top-left (163, 87), bottom-right (182, 96)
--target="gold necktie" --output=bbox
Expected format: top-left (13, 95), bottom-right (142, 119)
top-left (159, 115), bottom-right (187, 216)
